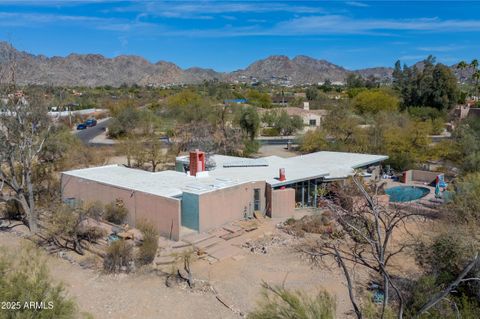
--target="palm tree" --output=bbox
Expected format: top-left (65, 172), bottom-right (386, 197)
top-left (457, 60), bottom-right (468, 70)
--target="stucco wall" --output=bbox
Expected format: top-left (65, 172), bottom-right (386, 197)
top-left (197, 181), bottom-right (266, 232)
top-left (302, 114), bottom-right (322, 127)
top-left (403, 170), bottom-right (439, 184)
top-left (61, 174), bottom-right (181, 240)
top-left (270, 188), bottom-right (295, 218)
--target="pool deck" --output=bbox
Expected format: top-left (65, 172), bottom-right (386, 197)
top-left (381, 178), bottom-right (438, 202)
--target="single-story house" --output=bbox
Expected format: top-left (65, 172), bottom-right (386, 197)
top-left (61, 151), bottom-right (387, 240)
top-left (259, 103), bottom-right (328, 128)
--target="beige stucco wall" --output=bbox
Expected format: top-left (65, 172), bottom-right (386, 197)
top-left (270, 188), bottom-right (295, 218)
top-left (302, 114), bottom-right (322, 127)
top-left (197, 181), bottom-right (266, 232)
top-left (61, 174), bottom-right (181, 240)
top-left (403, 170), bottom-right (439, 184)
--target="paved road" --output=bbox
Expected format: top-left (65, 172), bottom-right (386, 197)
top-left (74, 117), bottom-right (112, 145)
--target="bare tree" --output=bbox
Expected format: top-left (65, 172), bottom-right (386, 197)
top-left (302, 177), bottom-right (479, 319)
top-left (0, 63), bottom-right (51, 233)
top-left (144, 135), bottom-right (167, 172)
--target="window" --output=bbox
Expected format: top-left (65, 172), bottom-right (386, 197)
top-left (254, 188), bottom-right (261, 211)
top-left (309, 119), bottom-right (317, 126)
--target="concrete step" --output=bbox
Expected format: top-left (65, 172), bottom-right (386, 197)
top-left (195, 236), bottom-right (224, 250)
top-left (207, 244), bottom-right (244, 261)
top-left (221, 229), bottom-right (245, 240)
top-left (208, 228), bottom-right (230, 237)
top-left (223, 225), bottom-right (243, 233)
top-left (182, 232), bottom-right (215, 245)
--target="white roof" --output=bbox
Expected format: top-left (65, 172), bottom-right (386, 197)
top-left (62, 165), bottom-right (246, 198)
top-left (63, 151), bottom-right (387, 198)
top-left (178, 151), bottom-right (387, 186)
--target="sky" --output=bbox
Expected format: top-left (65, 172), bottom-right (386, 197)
top-left (0, 0), bottom-right (479, 71)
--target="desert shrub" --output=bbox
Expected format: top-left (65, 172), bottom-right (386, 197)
top-left (299, 129), bottom-right (328, 153)
top-left (85, 201), bottom-right (104, 220)
top-left (283, 214), bottom-right (335, 237)
top-left (137, 222), bottom-right (159, 265)
top-left (403, 275), bottom-right (480, 319)
top-left (104, 199), bottom-right (128, 224)
top-left (248, 284), bottom-right (335, 319)
top-left (446, 172), bottom-right (480, 223)
top-left (78, 225), bottom-right (106, 243)
top-left (1, 200), bottom-right (22, 220)
top-left (107, 118), bottom-right (126, 138)
top-left (243, 140), bottom-right (260, 157)
top-left (408, 229), bottom-right (480, 317)
top-left (361, 294), bottom-right (396, 319)
top-left (0, 244), bottom-right (77, 318)
top-left (103, 240), bottom-right (134, 273)
top-left (262, 127), bottom-right (280, 136)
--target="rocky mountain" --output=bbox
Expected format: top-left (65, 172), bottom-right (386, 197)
top-left (229, 55), bottom-right (350, 84)
top-left (0, 42), bottom-right (224, 87)
top-left (354, 67), bottom-right (393, 83)
top-left (0, 41), bottom-right (465, 87)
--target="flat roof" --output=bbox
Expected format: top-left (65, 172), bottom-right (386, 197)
top-left (199, 152), bottom-right (387, 186)
top-left (62, 165), bottom-right (246, 197)
top-left (63, 151), bottom-right (387, 198)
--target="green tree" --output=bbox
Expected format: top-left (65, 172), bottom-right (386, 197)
top-left (246, 89), bottom-right (272, 108)
top-left (352, 89), bottom-right (399, 114)
top-left (306, 87), bottom-right (319, 101)
top-left (346, 73), bottom-right (365, 89)
top-left (238, 106), bottom-right (260, 140)
top-left (299, 129), bottom-right (328, 153)
top-left (274, 111), bottom-right (304, 136)
top-left (261, 110), bottom-right (279, 127)
top-left (393, 56), bottom-right (459, 110)
top-left (107, 106), bottom-right (140, 138)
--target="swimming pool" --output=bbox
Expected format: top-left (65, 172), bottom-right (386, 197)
top-left (385, 186), bottom-right (430, 202)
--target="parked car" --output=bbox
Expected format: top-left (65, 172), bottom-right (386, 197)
top-left (76, 123), bottom-right (87, 130)
top-left (85, 118), bottom-right (97, 127)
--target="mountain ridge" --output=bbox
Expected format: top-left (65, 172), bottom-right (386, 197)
top-left (2, 41), bottom-right (466, 87)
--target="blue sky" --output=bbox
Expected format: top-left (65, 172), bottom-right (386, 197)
top-left (0, 1), bottom-right (479, 71)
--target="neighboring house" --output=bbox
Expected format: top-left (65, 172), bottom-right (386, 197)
top-left (454, 100), bottom-right (480, 120)
top-left (271, 95), bottom-right (295, 105)
top-left (284, 102), bottom-right (328, 128)
top-left (61, 150), bottom-right (387, 241)
top-left (259, 102), bottom-right (328, 129)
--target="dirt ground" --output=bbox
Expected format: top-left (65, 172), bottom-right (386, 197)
top-left (0, 203), bottom-right (429, 319)
top-left (257, 144), bottom-right (299, 158)
top-left (0, 216), bottom-right (354, 319)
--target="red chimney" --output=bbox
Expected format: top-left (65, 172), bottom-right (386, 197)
top-left (189, 149), bottom-right (205, 176)
top-left (279, 168), bottom-right (286, 181)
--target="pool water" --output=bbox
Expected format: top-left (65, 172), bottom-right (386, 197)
top-left (385, 186), bottom-right (430, 202)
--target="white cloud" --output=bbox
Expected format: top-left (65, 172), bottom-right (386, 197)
top-left (416, 46), bottom-right (461, 52)
top-left (0, 11), bottom-right (158, 32)
top-left (399, 54), bottom-right (428, 61)
top-left (346, 1), bottom-right (369, 8)
top-left (114, 1), bottom-right (325, 18)
top-left (271, 15), bottom-right (480, 35)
